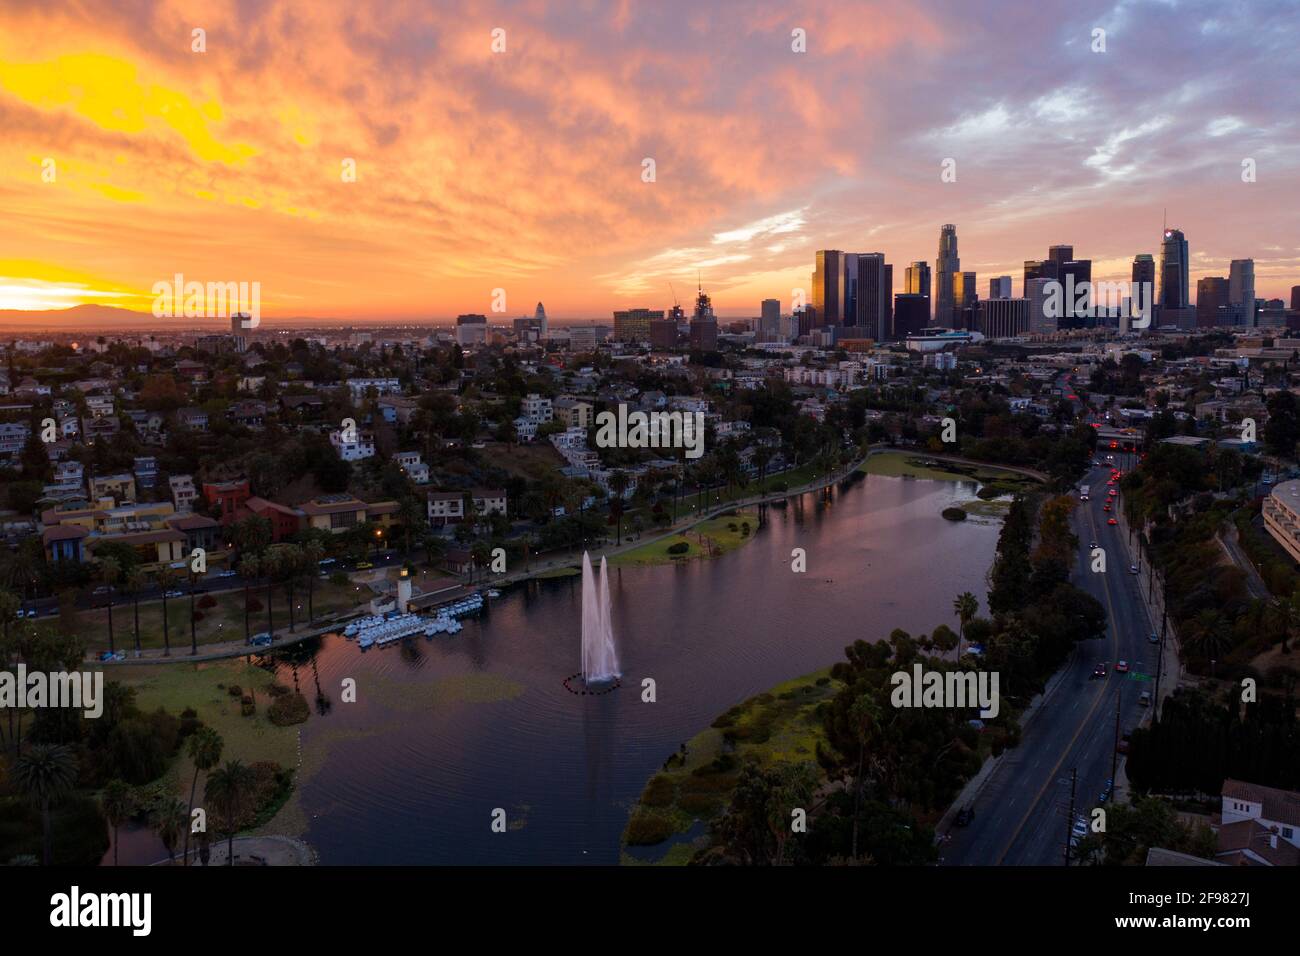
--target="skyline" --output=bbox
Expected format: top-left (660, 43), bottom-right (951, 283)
top-left (2, 0), bottom-right (1299, 321)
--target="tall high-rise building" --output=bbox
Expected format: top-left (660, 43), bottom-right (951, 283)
top-left (893, 294), bottom-right (930, 338)
top-left (988, 276), bottom-right (1012, 299)
top-left (231, 313), bottom-right (248, 353)
top-left (1159, 228), bottom-right (1190, 311)
top-left (812, 250), bottom-right (844, 327)
top-left (1197, 277), bottom-right (1230, 327)
top-left (534, 302), bottom-right (548, 338)
top-left (935, 224), bottom-right (960, 328)
top-left (1061, 259), bottom-right (1093, 328)
top-left (1292, 286), bottom-right (1300, 313)
top-left (1023, 259), bottom-right (1058, 296)
top-left (905, 261), bottom-right (931, 321)
top-left (946, 269), bottom-right (977, 329)
top-left (842, 253), bottom-right (859, 327)
top-left (1027, 278), bottom-right (1055, 334)
top-left (1048, 245), bottom-right (1074, 268)
top-left (1229, 259), bottom-right (1256, 327)
top-left (759, 299), bottom-right (781, 342)
top-left (978, 298), bottom-right (1031, 339)
top-left (1131, 254), bottom-right (1155, 289)
top-left (690, 283), bottom-right (718, 351)
top-left (855, 254), bottom-right (892, 341)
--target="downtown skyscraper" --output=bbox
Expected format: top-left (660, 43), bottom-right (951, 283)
top-left (854, 253), bottom-right (893, 341)
top-left (1160, 228), bottom-right (1190, 310)
top-left (934, 224), bottom-right (960, 328)
top-left (812, 250), bottom-right (844, 327)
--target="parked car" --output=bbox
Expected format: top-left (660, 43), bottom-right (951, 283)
top-left (1129, 564), bottom-right (1139, 574)
top-left (164, 589), bottom-right (184, 599)
top-left (356, 561), bottom-right (374, 570)
top-left (249, 632), bottom-right (273, 647)
top-left (1108, 518), bottom-right (1118, 526)
top-left (1148, 631), bottom-right (1160, 644)
top-left (216, 569), bottom-right (238, 578)
top-left (1139, 691), bottom-right (1152, 707)
top-left (954, 806), bottom-right (975, 827)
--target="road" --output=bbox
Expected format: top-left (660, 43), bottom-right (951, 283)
top-left (943, 453), bottom-right (1161, 865)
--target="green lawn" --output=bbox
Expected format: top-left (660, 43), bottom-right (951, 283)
top-left (861, 451), bottom-right (1033, 483)
top-left (612, 510), bottom-right (758, 566)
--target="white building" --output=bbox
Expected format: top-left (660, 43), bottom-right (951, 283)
top-left (522, 393), bottom-right (553, 424)
top-left (170, 474), bottom-right (198, 512)
top-left (330, 428), bottom-right (376, 461)
top-left (393, 451), bottom-right (430, 485)
top-left (346, 378), bottom-right (402, 401)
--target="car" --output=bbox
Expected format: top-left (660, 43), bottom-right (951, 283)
top-left (1108, 518), bottom-right (1117, 526)
top-left (1108, 489), bottom-right (1117, 497)
top-left (954, 806), bottom-right (975, 827)
top-left (1115, 660), bottom-right (1129, 673)
top-left (164, 589), bottom-right (184, 599)
top-left (92, 585), bottom-right (111, 595)
top-left (249, 632), bottom-right (273, 647)
top-left (1148, 631), bottom-right (1160, 644)
top-left (1103, 504), bottom-right (1111, 512)
top-left (318, 558), bottom-right (337, 567)
top-left (1089, 541), bottom-right (1098, 550)
top-left (1105, 454), bottom-right (1114, 461)
top-left (216, 569), bottom-right (238, 578)
top-left (1129, 564), bottom-right (1139, 574)
top-left (356, 561), bottom-right (374, 569)
top-left (1139, 691), bottom-right (1152, 707)
top-left (1091, 662), bottom-right (1108, 680)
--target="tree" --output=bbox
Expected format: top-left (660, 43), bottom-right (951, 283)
top-left (99, 555), bottom-right (121, 655)
top-left (188, 566), bottom-right (200, 656)
top-left (952, 592), bottom-right (979, 659)
top-left (205, 760), bottom-right (256, 866)
top-left (182, 727), bottom-right (223, 866)
top-left (101, 779), bottom-right (133, 866)
top-left (238, 555), bottom-right (260, 643)
top-left (155, 566), bottom-right (176, 656)
top-left (13, 743), bottom-right (78, 865)
top-left (124, 567), bottom-right (146, 655)
top-left (261, 548), bottom-right (281, 637)
top-left (302, 539), bottom-right (325, 622)
top-left (152, 798), bottom-right (187, 865)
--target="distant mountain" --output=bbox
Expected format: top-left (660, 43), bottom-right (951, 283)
top-left (0, 304), bottom-right (193, 333)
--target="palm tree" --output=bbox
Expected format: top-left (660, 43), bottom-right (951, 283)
top-left (182, 727), bottom-right (223, 866)
top-left (952, 592), bottom-right (979, 659)
top-left (13, 743), bottom-right (78, 865)
top-left (302, 539), bottom-right (325, 622)
top-left (238, 555), bottom-right (260, 643)
top-left (187, 567), bottom-right (200, 656)
top-left (608, 471), bottom-right (629, 543)
top-left (125, 567), bottom-right (145, 655)
top-left (99, 555), bottom-right (121, 655)
top-left (101, 779), bottom-right (133, 866)
top-left (205, 760), bottom-right (256, 866)
top-left (155, 566), bottom-right (176, 656)
top-left (261, 549), bottom-right (281, 637)
top-left (421, 531), bottom-right (447, 570)
top-left (152, 798), bottom-right (187, 865)
top-left (754, 445), bottom-right (774, 496)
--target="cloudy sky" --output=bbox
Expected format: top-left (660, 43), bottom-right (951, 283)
top-left (1, 0), bottom-right (1297, 322)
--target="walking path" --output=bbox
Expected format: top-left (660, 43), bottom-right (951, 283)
top-left (152, 835), bottom-right (316, 866)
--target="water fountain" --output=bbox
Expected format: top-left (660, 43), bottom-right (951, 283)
top-left (580, 551), bottom-right (620, 685)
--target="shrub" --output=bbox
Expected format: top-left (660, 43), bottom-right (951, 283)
top-left (815, 676), bottom-right (831, 686)
top-left (641, 775), bottom-right (676, 808)
top-left (625, 813), bottom-right (674, 846)
top-left (228, 685), bottom-right (242, 698)
top-left (197, 594), bottom-right (217, 610)
top-left (240, 696), bottom-right (255, 717)
top-left (267, 692), bottom-right (310, 726)
top-left (666, 541), bottom-right (689, 556)
top-left (267, 683), bottom-right (290, 698)
top-left (678, 793), bottom-right (721, 817)
top-left (941, 507), bottom-right (968, 521)
top-left (246, 596), bottom-right (264, 613)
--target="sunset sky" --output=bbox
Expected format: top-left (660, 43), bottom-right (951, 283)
top-left (1, 0), bottom-right (1298, 322)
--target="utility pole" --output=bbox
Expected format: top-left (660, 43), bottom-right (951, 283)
top-left (1064, 767), bottom-right (1078, 866)
top-left (1110, 685), bottom-right (1123, 785)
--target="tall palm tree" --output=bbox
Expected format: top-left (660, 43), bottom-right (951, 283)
top-left (155, 566), bottom-right (176, 656)
top-left (99, 555), bottom-right (121, 655)
top-left (101, 779), bottom-right (133, 866)
top-left (182, 727), bottom-right (223, 866)
top-left (205, 760), bottom-right (255, 866)
top-left (302, 539), bottom-right (325, 622)
top-left (152, 798), bottom-right (187, 865)
top-left (13, 743), bottom-right (78, 865)
top-left (952, 592), bottom-right (979, 659)
top-left (261, 549), bottom-right (281, 638)
top-left (238, 554), bottom-right (260, 643)
top-left (125, 567), bottom-right (145, 655)
top-left (187, 567), bottom-right (200, 656)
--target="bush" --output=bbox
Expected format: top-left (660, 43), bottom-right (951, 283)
top-left (667, 541), bottom-right (689, 556)
top-left (941, 507), bottom-right (968, 521)
top-left (678, 793), bottom-right (721, 817)
top-left (267, 692), bottom-right (310, 726)
top-left (197, 594), bottom-right (217, 610)
top-left (266, 683), bottom-right (290, 698)
top-left (641, 775), bottom-right (676, 808)
top-left (228, 685), bottom-right (242, 698)
top-left (240, 696), bottom-right (255, 717)
top-left (246, 596), bottom-right (264, 613)
top-left (625, 812), bottom-right (675, 846)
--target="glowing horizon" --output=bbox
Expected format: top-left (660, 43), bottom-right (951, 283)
top-left (1, 0), bottom-right (1297, 323)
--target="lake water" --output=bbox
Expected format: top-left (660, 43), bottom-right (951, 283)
top-left (281, 472), bottom-right (1004, 864)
